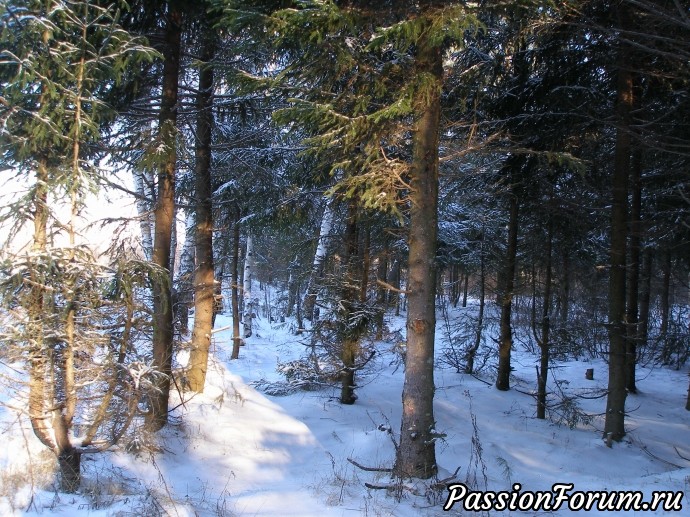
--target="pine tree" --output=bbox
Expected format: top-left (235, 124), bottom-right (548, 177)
top-left (0, 0), bottom-right (156, 491)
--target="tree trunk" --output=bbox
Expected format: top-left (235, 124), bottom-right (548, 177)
top-left (604, 3), bottom-right (632, 443)
top-left (686, 372), bottom-right (690, 411)
top-left (659, 250), bottom-right (671, 337)
top-left (133, 169), bottom-right (154, 261)
top-left (496, 190), bottom-right (520, 391)
top-left (375, 244), bottom-right (389, 339)
top-left (559, 249), bottom-right (570, 323)
top-left (537, 216), bottom-right (553, 420)
top-left (625, 148), bottom-right (642, 394)
top-left (465, 238), bottom-right (485, 375)
top-left (360, 224), bottom-right (371, 303)
top-left (462, 270), bottom-right (469, 308)
top-left (231, 207), bottom-right (242, 359)
top-left (637, 247), bottom-right (653, 350)
top-left (243, 234), bottom-right (254, 339)
top-left (176, 208), bottom-right (195, 335)
top-left (340, 200), bottom-right (360, 405)
top-left (29, 161), bottom-right (57, 451)
top-left (147, 4), bottom-right (182, 432)
top-left (187, 35), bottom-right (215, 392)
top-left (395, 30), bottom-right (441, 480)
top-left (303, 198), bottom-right (335, 321)
top-left (390, 258), bottom-right (401, 316)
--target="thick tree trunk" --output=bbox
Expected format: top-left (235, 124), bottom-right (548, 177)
top-left (340, 200), bottom-right (360, 405)
top-left (395, 31), bottom-right (441, 480)
top-left (54, 411), bottom-right (80, 493)
top-left (496, 191), bottom-right (519, 391)
top-left (29, 161), bottom-right (56, 451)
top-left (604, 4), bottom-right (632, 442)
top-left (231, 208), bottom-right (242, 359)
top-left (187, 36), bottom-right (215, 392)
top-left (625, 149), bottom-right (642, 394)
top-left (148, 5), bottom-right (182, 432)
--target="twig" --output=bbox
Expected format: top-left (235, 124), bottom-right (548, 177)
top-left (674, 446), bottom-right (690, 462)
top-left (348, 457), bottom-right (393, 472)
top-left (376, 278), bottom-right (410, 294)
top-left (364, 482), bottom-right (393, 490)
top-left (470, 373), bottom-right (492, 386)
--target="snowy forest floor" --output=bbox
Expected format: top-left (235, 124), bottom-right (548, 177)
top-left (1, 301), bottom-right (689, 516)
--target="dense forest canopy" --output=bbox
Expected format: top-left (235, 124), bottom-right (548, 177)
top-left (0, 0), bottom-right (688, 499)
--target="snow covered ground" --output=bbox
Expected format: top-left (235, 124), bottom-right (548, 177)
top-left (1, 302), bottom-right (689, 516)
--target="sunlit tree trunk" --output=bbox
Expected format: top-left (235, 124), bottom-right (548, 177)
top-left (133, 168), bottom-right (154, 260)
top-left (188, 34), bottom-right (215, 392)
top-left (395, 27), bottom-right (441, 480)
top-left (148, 4), bottom-right (182, 432)
top-left (303, 198), bottom-right (334, 321)
top-left (28, 160), bottom-right (55, 453)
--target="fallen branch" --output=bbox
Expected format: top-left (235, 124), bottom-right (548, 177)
top-left (348, 457), bottom-right (393, 472)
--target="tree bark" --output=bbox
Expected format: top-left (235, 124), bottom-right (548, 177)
top-left (637, 247), bottom-right (653, 350)
top-left (133, 169), bottom-right (154, 261)
top-left (659, 250), bottom-right (671, 337)
top-left (231, 207), bottom-right (242, 359)
top-left (187, 34), bottom-right (215, 392)
top-left (29, 160), bottom-right (56, 451)
top-left (537, 216), bottom-right (553, 420)
top-left (243, 234), bottom-right (254, 339)
top-left (375, 244), bottom-right (389, 339)
top-left (604, 3), bottom-right (632, 442)
top-left (340, 200), bottom-right (360, 405)
top-left (147, 4), bottom-right (182, 432)
top-left (176, 208), bottom-right (195, 335)
top-left (496, 189), bottom-right (520, 391)
top-left (465, 236), bottom-right (485, 375)
top-left (303, 198), bottom-right (335, 321)
top-left (625, 148), bottom-right (642, 394)
top-left (395, 29), bottom-right (441, 480)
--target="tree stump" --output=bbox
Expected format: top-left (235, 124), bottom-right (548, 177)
top-left (585, 368), bottom-right (594, 380)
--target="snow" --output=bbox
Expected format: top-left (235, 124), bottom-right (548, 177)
top-left (1, 300), bottom-right (689, 516)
